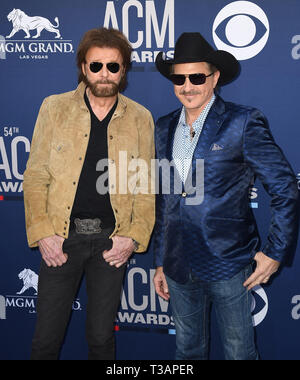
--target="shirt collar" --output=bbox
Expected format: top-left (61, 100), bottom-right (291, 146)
top-left (179, 93), bottom-right (216, 130)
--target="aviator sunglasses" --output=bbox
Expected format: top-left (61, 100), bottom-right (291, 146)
top-left (170, 72), bottom-right (214, 86)
top-left (89, 62), bottom-right (121, 74)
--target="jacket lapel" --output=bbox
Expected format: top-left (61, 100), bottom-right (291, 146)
top-left (184, 96), bottom-right (226, 190)
top-left (193, 95), bottom-right (226, 159)
top-left (165, 109), bottom-right (181, 161)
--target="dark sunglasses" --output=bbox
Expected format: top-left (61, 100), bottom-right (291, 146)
top-left (89, 62), bottom-right (121, 74)
top-left (170, 72), bottom-right (214, 86)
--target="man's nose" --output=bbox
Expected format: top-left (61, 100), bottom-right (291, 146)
top-left (99, 65), bottom-right (109, 77)
top-left (182, 76), bottom-right (193, 90)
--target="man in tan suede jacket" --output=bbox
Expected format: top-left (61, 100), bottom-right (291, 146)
top-left (23, 28), bottom-right (155, 360)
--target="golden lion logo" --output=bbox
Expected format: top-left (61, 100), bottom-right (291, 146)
top-left (6, 8), bottom-right (61, 39)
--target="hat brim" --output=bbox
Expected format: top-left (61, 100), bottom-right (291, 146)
top-left (155, 50), bottom-right (240, 86)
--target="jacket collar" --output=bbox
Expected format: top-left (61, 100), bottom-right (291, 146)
top-left (211, 94), bottom-right (226, 116)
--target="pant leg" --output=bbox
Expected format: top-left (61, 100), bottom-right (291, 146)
top-left (85, 231), bottom-right (126, 360)
top-left (31, 232), bottom-right (87, 360)
top-left (166, 274), bottom-right (211, 360)
top-left (212, 265), bottom-right (259, 360)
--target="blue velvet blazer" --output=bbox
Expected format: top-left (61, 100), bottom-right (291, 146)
top-left (153, 96), bottom-right (299, 283)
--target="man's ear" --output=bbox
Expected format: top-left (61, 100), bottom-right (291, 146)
top-left (121, 64), bottom-right (126, 77)
top-left (82, 62), bottom-right (86, 77)
top-left (213, 70), bottom-right (220, 88)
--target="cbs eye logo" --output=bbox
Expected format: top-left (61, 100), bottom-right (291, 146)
top-left (213, 1), bottom-right (270, 61)
top-left (251, 285), bottom-right (268, 327)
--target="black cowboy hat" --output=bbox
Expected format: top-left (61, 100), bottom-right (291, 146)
top-left (155, 32), bottom-right (240, 86)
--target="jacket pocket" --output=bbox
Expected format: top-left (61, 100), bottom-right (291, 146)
top-left (205, 216), bottom-right (256, 259)
top-left (48, 143), bottom-right (71, 175)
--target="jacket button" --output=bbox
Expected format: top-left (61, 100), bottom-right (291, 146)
top-left (182, 192), bottom-right (187, 198)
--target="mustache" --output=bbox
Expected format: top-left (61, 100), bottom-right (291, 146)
top-left (95, 79), bottom-right (117, 85)
top-left (180, 90), bottom-right (201, 96)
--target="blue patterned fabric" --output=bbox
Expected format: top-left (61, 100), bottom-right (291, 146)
top-left (153, 95), bottom-right (299, 284)
top-left (173, 94), bottom-right (216, 182)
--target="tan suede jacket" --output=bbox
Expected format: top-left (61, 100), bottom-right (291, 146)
top-left (23, 82), bottom-right (155, 253)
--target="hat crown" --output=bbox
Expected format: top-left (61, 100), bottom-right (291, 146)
top-left (155, 32), bottom-right (240, 86)
top-left (174, 32), bottom-right (214, 62)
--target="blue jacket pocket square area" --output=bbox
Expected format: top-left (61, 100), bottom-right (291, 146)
top-left (210, 143), bottom-right (224, 151)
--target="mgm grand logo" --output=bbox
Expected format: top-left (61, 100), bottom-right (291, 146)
top-left (3, 269), bottom-right (81, 315)
top-left (0, 8), bottom-right (74, 60)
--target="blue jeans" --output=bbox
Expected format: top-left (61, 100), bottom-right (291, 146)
top-left (166, 265), bottom-right (259, 360)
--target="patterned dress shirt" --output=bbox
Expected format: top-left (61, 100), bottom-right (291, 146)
top-left (172, 94), bottom-right (216, 183)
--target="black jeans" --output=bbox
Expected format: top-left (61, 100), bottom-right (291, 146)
top-left (31, 227), bottom-right (126, 360)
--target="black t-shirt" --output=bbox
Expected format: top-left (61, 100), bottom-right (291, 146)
top-left (70, 90), bottom-right (117, 228)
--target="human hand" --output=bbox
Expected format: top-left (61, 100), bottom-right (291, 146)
top-left (153, 266), bottom-right (170, 301)
top-left (102, 235), bottom-right (134, 268)
top-left (38, 235), bottom-right (68, 267)
top-left (243, 251), bottom-right (280, 291)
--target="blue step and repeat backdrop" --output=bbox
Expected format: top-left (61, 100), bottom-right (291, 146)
top-left (0, 0), bottom-right (299, 360)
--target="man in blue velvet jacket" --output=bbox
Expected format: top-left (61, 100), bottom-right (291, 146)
top-left (153, 33), bottom-right (299, 360)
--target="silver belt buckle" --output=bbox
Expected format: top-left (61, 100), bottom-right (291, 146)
top-left (74, 218), bottom-right (102, 234)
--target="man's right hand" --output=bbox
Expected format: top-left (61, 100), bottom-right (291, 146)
top-left (153, 266), bottom-right (170, 301)
top-left (38, 235), bottom-right (68, 267)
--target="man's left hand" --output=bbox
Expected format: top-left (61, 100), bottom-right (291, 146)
top-left (103, 236), bottom-right (135, 268)
top-left (243, 251), bottom-right (280, 291)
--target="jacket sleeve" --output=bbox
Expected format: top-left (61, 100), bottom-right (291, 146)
top-left (23, 97), bottom-right (56, 247)
top-left (243, 108), bottom-right (299, 263)
top-left (126, 111), bottom-right (156, 253)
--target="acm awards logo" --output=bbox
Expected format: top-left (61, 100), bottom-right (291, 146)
top-left (0, 127), bottom-right (30, 195)
top-left (117, 266), bottom-right (174, 329)
top-left (0, 8), bottom-right (74, 60)
top-left (213, 1), bottom-right (269, 61)
top-left (103, 0), bottom-right (175, 64)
